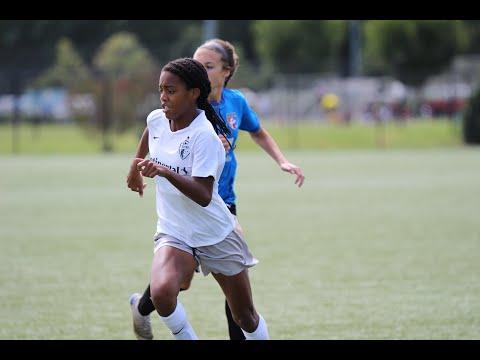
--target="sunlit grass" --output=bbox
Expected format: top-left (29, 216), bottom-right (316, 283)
top-left (0, 118), bottom-right (462, 154)
top-left (1, 148), bottom-right (479, 339)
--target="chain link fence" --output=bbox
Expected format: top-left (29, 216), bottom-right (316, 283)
top-left (2, 54), bottom-right (480, 152)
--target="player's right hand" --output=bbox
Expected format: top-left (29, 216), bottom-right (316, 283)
top-left (127, 158), bottom-right (147, 197)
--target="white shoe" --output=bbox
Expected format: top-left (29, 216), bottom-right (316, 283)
top-left (129, 293), bottom-right (153, 340)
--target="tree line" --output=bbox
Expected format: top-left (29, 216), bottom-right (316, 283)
top-left (2, 20), bottom-right (480, 91)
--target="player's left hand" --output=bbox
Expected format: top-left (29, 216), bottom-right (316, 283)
top-left (137, 159), bottom-right (166, 178)
top-left (280, 162), bottom-right (305, 187)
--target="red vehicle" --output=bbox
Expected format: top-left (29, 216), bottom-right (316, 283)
top-left (422, 97), bottom-right (467, 117)
top-left (420, 82), bottom-right (471, 118)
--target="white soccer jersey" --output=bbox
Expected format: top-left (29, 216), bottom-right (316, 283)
top-left (146, 108), bottom-right (236, 247)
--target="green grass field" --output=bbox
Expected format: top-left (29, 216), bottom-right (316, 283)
top-left (1, 149), bottom-right (480, 339)
top-left (0, 118), bottom-right (462, 154)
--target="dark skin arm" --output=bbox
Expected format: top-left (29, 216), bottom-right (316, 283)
top-left (136, 158), bottom-right (214, 207)
top-left (126, 127), bottom-right (149, 196)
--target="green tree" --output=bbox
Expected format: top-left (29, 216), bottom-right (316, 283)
top-left (461, 20), bottom-right (480, 54)
top-left (93, 31), bottom-right (157, 78)
top-left (92, 32), bottom-right (159, 137)
top-left (33, 37), bottom-right (92, 90)
top-left (24, 37), bottom-right (95, 133)
top-left (226, 43), bottom-right (274, 91)
top-left (363, 20), bottom-right (469, 86)
top-left (218, 20), bottom-right (257, 64)
top-left (168, 22), bottom-right (203, 59)
top-left (253, 20), bottom-right (346, 74)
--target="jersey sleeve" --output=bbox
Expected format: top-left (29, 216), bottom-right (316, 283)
top-left (146, 109), bottom-right (163, 125)
top-left (191, 131), bottom-right (224, 179)
top-left (238, 91), bottom-right (261, 133)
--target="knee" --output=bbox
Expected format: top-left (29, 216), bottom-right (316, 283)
top-left (180, 277), bottom-right (192, 291)
top-left (231, 306), bottom-right (258, 333)
top-left (150, 280), bottom-right (178, 316)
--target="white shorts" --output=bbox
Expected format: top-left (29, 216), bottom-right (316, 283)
top-left (153, 224), bottom-right (258, 277)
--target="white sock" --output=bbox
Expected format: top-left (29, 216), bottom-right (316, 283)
top-left (242, 313), bottom-right (269, 340)
top-left (159, 301), bottom-right (198, 340)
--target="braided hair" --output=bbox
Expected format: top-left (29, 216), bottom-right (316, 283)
top-left (162, 57), bottom-right (231, 140)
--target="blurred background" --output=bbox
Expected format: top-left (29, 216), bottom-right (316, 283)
top-left (1, 20), bottom-right (479, 340)
top-left (1, 20), bottom-right (480, 152)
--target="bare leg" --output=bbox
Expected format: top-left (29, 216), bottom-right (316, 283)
top-left (225, 299), bottom-right (246, 340)
top-left (150, 246), bottom-right (197, 316)
top-left (212, 270), bottom-right (259, 333)
top-left (150, 245), bottom-right (198, 340)
top-left (138, 273), bottom-right (193, 316)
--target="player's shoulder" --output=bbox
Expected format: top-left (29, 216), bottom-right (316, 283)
top-left (190, 122), bottom-right (222, 152)
top-left (195, 120), bottom-right (218, 140)
top-left (146, 108), bottom-right (165, 123)
top-left (190, 111), bottom-right (215, 135)
top-left (223, 88), bottom-right (248, 103)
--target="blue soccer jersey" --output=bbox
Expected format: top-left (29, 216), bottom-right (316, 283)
top-left (211, 88), bottom-right (261, 206)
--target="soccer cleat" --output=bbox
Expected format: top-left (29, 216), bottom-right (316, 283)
top-left (129, 293), bottom-right (153, 340)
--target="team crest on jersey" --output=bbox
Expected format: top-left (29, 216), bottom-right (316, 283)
top-left (179, 136), bottom-right (191, 160)
top-left (226, 112), bottom-right (238, 129)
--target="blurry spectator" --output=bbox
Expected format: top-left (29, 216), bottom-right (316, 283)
top-left (321, 92), bottom-right (343, 124)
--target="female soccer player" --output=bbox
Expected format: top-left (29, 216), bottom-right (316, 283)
top-left (131, 57), bottom-right (269, 340)
top-left (128, 39), bottom-right (304, 340)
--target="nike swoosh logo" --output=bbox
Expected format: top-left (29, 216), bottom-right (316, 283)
top-left (153, 136), bottom-right (159, 139)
